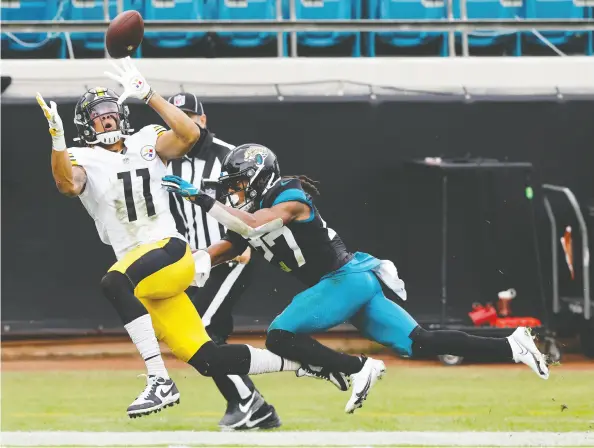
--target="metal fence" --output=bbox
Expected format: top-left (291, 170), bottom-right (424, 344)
top-left (2, 0), bottom-right (594, 57)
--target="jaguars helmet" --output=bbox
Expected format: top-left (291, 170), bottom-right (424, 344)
top-left (74, 87), bottom-right (132, 146)
top-left (218, 144), bottom-right (281, 211)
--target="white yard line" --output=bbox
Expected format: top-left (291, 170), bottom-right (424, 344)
top-left (1, 431), bottom-right (593, 447)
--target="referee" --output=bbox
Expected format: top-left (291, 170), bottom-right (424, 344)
top-left (166, 93), bottom-right (281, 431)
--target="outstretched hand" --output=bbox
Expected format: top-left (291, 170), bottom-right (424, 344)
top-left (162, 175), bottom-right (200, 199)
top-left (36, 92), bottom-right (66, 151)
top-left (104, 57), bottom-right (153, 104)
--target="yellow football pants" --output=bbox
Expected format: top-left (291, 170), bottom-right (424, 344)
top-left (109, 237), bottom-right (211, 362)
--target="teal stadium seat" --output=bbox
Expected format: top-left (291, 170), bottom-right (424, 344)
top-left (213, 0), bottom-right (278, 48)
top-left (367, 0), bottom-right (448, 56)
top-left (524, 0), bottom-right (592, 53)
top-left (292, 0), bottom-right (362, 56)
top-left (65, 0), bottom-right (143, 55)
top-left (454, 0), bottom-right (522, 52)
top-left (144, 0), bottom-right (207, 49)
top-left (1, 0), bottom-right (63, 54)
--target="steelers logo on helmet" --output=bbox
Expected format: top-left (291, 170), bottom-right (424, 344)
top-left (140, 145), bottom-right (156, 161)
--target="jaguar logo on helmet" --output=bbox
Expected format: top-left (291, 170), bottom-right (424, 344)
top-left (243, 146), bottom-right (269, 166)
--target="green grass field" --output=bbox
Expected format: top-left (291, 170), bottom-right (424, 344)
top-left (3, 364), bottom-right (593, 433)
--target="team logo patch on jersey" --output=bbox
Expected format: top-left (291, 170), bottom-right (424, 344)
top-left (244, 146), bottom-right (269, 166)
top-left (173, 94), bottom-right (185, 107)
top-left (141, 145), bottom-right (156, 161)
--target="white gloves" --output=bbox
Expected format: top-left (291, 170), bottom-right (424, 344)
top-left (105, 57), bottom-right (153, 105)
top-left (191, 250), bottom-right (212, 287)
top-left (36, 93), bottom-right (66, 151)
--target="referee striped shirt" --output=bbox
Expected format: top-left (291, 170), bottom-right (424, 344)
top-left (168, 130), bottom-right (234, 251)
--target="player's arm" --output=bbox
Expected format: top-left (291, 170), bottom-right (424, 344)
top-left (51, 151), bottom-right (87, 197)
top-left (104, 57), bottom-right (200, 161)
top-left (207, 239), bottom-right (245, 267)
top-left (162, 175), bottom-right (311, 238)
top-left (36, 93), bottom-right (87, 197)
top-left (148, 93), bottom-right (200, 161)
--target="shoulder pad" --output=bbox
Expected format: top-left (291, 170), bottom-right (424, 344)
top-left (261, 178), bottom-right (311, 209)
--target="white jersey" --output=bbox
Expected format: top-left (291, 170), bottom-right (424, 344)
top-left (69, 124), bottom-right (185, 260)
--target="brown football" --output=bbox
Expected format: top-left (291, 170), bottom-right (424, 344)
top-left (105, 10), bottom-right (144, 59)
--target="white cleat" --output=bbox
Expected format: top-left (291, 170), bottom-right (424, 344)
top-left (507, 327), bottom-right (550, 380)
top-left (344, 356), bottom-right (386, 414)
top-left (127, 374), bottom-right (180, 418)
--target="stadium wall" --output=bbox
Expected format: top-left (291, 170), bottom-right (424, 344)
top-left (3, 96), bottom-right (594, 338)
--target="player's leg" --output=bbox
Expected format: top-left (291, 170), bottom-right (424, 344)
top-left (410, 327), bottom-right (549, 378)
top-left (351, 275), bottom-right (549, 380)
top-left (265, 271), bottom-right (386, 412)
top-left (266, 274), bottom-right (369, 375)
top-left (100, 237), bottom-right (192, 417)
top-left (188, 262), bottom-right (281, 431)
top-left (192, 264), bottom-right (258, 406)
top-left (143, 289), bottom-right (303, 380)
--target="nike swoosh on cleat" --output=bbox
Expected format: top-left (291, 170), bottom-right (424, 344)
top-left (532, 354), bottom-right (546, 376)
top-left (356, 375), bottom-right (372, 400)
top-left (158, 384), bottom-right (175, 399)
top-left (245, 411), bottom-right (273, 428)
top-left (238, 393), bottom-right (256, 413)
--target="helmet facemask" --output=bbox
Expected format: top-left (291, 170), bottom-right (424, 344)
top-left (219, 165), bottom-right (277, 212)
top-left (74, 94), bottom-right (131, 147)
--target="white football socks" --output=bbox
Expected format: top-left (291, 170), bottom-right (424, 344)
top-left (247, 345), bottom-right (300, 374)
top-left (228, 375), bottom-right (253, 399)
top-left (124, 314), bottom-right (169, 379)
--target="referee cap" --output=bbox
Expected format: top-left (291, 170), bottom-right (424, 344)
top-left (168, 92), bottom-right (204, 115)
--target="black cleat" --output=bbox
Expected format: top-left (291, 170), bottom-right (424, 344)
top-left (219, 391), bottom-right (281, 431)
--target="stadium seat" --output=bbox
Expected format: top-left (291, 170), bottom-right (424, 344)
top-left (1, 0), bottom-right (63, 53)
top-left (524, 0), bottom-right (588, 47)
top-left (453, 0), bottom-right (522, 51)
top-left (144, 0), bottom-right (207, 49)
top-left (65, 0), bottom-right (144, 55)
top-left (292, 0), bottom-right (362, 56)
top-left (367, 0), bottom-right (448, 56)
top-left (213, 0), bottom-right (279, 48)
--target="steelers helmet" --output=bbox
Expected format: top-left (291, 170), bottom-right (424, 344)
top-left (74, 87), bottom-right (132, 146)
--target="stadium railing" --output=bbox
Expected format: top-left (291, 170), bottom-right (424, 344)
top-left (2, 0), bottom-right (594, 57)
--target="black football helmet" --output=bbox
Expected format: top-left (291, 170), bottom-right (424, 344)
top-left (74, 87), bottom-right (132, 146)
top-left (218, 144), bottom-right (281, 211)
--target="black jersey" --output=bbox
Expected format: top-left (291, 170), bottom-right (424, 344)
top-left (222, 178), bottom-right (353, 286)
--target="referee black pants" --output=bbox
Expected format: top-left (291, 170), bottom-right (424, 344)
top-left (186, 260), bottom-right (258, 405)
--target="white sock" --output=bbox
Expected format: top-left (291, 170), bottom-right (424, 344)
top-left (124, 314), bottom-right (169, 379)
top-left (247, 345), bottom-right (301, 374)
top-left (228, 375), bottom-right (252, 399)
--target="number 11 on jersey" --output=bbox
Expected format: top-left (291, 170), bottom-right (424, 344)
top-left (117, 168), bottom-right (156, 222)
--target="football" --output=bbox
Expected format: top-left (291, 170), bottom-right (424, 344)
top-left (105, 10), bottom-right (144, 59)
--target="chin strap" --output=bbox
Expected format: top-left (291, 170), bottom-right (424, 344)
top-left (97, 130), bottom-right (123, 145)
